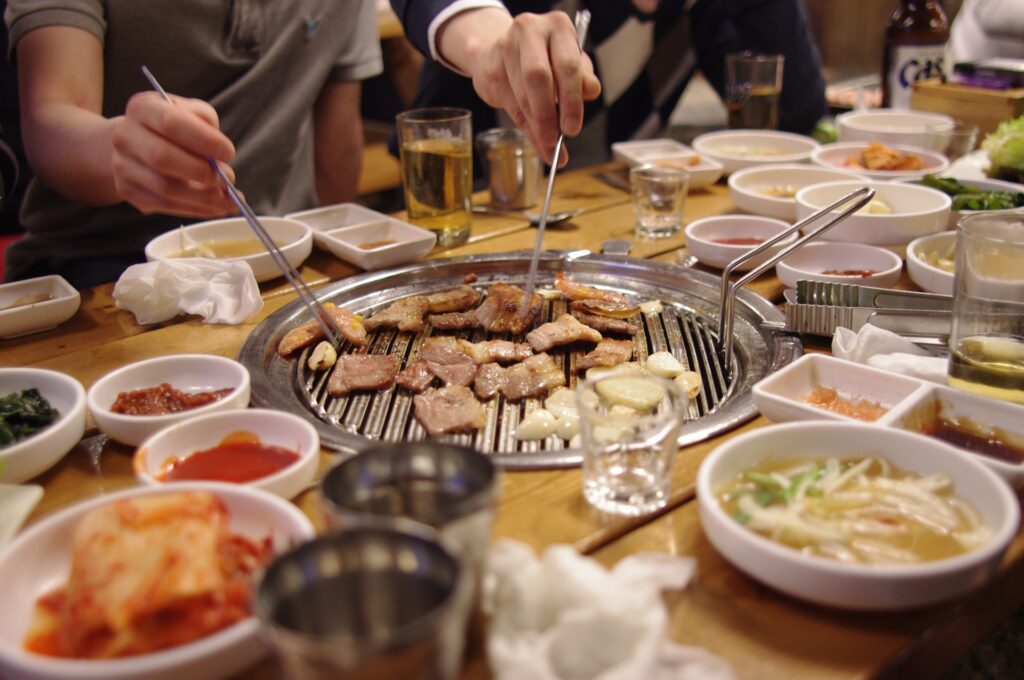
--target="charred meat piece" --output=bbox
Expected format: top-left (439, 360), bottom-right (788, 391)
top-left (573, 311), bottom-right (638, 336)
top-left (427, 311), bottom-right (482, 331)
top-left (363, 296), bottom-right (430, 333)
top-left (396, 360), bottom-right (436, 393)
top-left (425, 285), bottom-right (482, 313)
top-left (327, 354), bottom-right (401, 397)
top-left (278, 304), bottom-right (368, 356)
top-left (576, 339), bottom-right (635, 371)
top-left (473, 363), bottom-right (506, 400)
top-left (420, 336), bottom-right (472, 365)
top-left (457, 339), bottom-right (533, 365)
top-left (426, 361), bottom-right (478, 387)
top-left (413, 385), bottom-right (487, 436)
top-left (569, 299), bottom-right (640, 319)
top-left (502, 353), bottom-right (565, 401)
top-left (474, 283), bottom-right (542, 334)
top-left (526, 313), bottom-right (602, 352)
top-left (553, 272), bottom-right (629, 305)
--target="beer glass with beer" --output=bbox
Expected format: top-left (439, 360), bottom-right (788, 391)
top-left (396, 108), bottom-right (473, 247)
top-left (725, 53), bottom-right (784, 130)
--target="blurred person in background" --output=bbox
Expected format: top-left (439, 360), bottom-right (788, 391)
top-left (947, 0), bottom-right (1024, 63)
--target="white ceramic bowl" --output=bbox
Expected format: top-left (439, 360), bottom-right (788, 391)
top-left (728, 164), bottom-right (867, 220)
top-left (899, 175), bottom-right (1024, 228)
top-left (87, 354), bottom-right (250, 446)
top-left (692, 130), bottom-right (819, 175)
top-left (684, 215), bottom-right (797, 271)
top-left (795, 180), bottom-right (951, 245)
top-left (776, 241), bottom-right (903, 289)
top-left (0, 482), bottom-right (315, 680)
top-left (697, 421), bottom-right (1020, 610)
top-left (836, 109), bottom-right (955, 153)
top-left (134, 408), bottom-right (319, 500)
top-left (144, 217), bottom-right (313, 283)
top-left (0, 276), bottom-right (80, 339)
top-left (907, 231), bottom-right (956, 295)
top-left (812, 142), bottom-right (949, 181)
top-left (0, 368), bottom-right (86, 484)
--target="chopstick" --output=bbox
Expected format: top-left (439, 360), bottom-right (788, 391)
top-left (140, 66), bottom-right (341, 347)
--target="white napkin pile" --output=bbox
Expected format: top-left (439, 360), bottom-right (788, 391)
top-left (832, 324), bottom-right (947, 383)
top-left (485, 539), bottom-right (734, 680)
top-left (113, 258), bottom-right (263, 325)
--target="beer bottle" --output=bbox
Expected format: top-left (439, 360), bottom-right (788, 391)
top-left (881, 0), bottom-right (949, 109)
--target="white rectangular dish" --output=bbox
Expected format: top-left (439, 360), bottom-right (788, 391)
top-left (610, 139), bottom-right (724, 189)
top-left (286, 203), bottom-right (436, 271)
top-left (0, 275), bottom-right (81, 339)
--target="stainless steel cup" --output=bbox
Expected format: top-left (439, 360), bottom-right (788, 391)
top-left (475, 128), bottom-right (542, 210)
top-left (255, 522), bottom-right (470, 680)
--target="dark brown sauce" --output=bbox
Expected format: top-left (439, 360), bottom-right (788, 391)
top-left (358, 240), bottom-right (396, 250)
top-left (922, 415), bottom-right (1024, 464)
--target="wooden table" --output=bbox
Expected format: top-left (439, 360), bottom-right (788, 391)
top-left (3, 162), bottom-right (1021, 679)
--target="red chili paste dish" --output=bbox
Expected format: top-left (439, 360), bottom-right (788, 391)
top-left (111, 383), bottom-right (235, 415)
top-left (157, 431), bottom-right (300, 484)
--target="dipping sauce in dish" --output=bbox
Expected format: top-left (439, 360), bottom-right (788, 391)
top-left (358, 239), bottom-right (397, 250)
top-left (804, 386), bottom-right (887, 421)
top-left (0, 293), bottom-right (54, 311)
top-left (157, 431), bottom-right (300, 483)
top-left (712, 237), bottom-right (765, 246)
top-left (111, 383), bottom-right (234, 415)
top-left (921, 415), bottom-right (1024, 465)
top-left (821, 269), bottom-right (877, 277)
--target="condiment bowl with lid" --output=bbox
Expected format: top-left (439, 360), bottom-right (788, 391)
top-left (906, 231), bottom-right (956, 295)
top-left (684, 215), bottom-right (798, 271)
top-left (87, 354), bottom-right (251, 446)
top-left (134, 408), bottom-right (319, 500)
top-left (697, 421), bottom-right (1019, 610)
top-left (775, 241), bottom-right (903, 289)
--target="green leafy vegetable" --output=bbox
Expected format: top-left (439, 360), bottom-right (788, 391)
top-left (982, 115), bottom-right (1024, 183)
top-left (916, 173), bottom-right (1024, 210)
top-left (0, 388), bottom-right (60, 449)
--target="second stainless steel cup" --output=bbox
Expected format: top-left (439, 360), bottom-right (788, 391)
top-left (475, 128), bottom-right (542, 210)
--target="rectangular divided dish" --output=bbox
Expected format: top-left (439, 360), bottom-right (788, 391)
top-left (610, 139), bottom-right (724, 189)
top-left (0, 275), bottom-right (81, 339)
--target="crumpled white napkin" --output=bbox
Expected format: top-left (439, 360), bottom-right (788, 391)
top-left (484, 539), bottom-right (734, 680)
top-left (113, 258), bottom-right (263, 325)
top-left (832, 324), bottom-right (947, 383)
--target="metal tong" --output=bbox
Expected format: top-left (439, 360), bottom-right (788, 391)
top-left (141, 66), bottom-right (341, 347)
top-left (717, 186), bottom-right (876, 370)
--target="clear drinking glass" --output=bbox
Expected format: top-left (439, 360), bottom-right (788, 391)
top-left (396, 108), bottom-right (473, 247)
top-left (944, 119), bottom-right (980, 161)
top-left (630, 164), bottom-right (688, 239)
top-left (947, 213), bottom-right (1024, 404)
top-left (475, 128), bottom-right (542, 210)
top-left (576, 373), bottom-right (686, 516)
top-left (726, 53), bottom-right (784, 130)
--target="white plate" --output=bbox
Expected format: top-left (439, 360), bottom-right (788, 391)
top-left (286, 203), bottom-right (436, 271)
top-left (0, 484), bottom-right (43, 549)
top-left (0, 276), bottom-right (80, 339)
top-left (945, 149), bottom-right (993, 182)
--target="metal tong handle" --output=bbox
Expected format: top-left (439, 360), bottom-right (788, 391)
top-left (520, 9), bottom-right (591, 317)
top-left (717, 186), bottom-right (876, 370)
top-left (141, 66), bottom-right (342, 347)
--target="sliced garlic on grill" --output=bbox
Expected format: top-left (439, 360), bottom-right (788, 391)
top-left (585, 361), bottom-right (644, 382)
top-left (675, 371), bottom-right (702, 398)
top-left (515, 409), bottom-right (558, 440)
top-left (544, 387), bottom-right (578, 419)
top-left (595, 377), bottom-right (667, 411)
top-left (645, 351), bottom-right (686, 378)
top-left (556, 412), bottom-right (580, 440)
top-left (639, 300), bottom-right (663, 314)
top-left (308, 341), bottom-right (337, 371)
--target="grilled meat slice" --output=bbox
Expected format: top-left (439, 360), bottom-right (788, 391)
top-left (363, 296), bottom-right (430, 333)
top-left (426, 361), bottom-right (478, 387)
top-left (526, 313), bottom-right (602, 352)
top-left (419, 336), bottom-right (472, 365)
top-left (473, 283), bottom-right (542, 334)
top-left (569, 299), bottom-right (640, 319)
top-left (277, 304), bottom-right (368, 356)
top-left (327, 354), bottom-right (401, 397)
top-left (396, 360), bottom-right (436, 393)
top-left (427, 311), bottom-right (482, 331)
top-left (473, 363), bottom-right (506, 400)
top-left (553, 272), bottom-right (629, 305)
top-left (413, 385), bottom-right (487, 436)
top-left (573, 311), bottom-right (638, 336)
top-left (502, 353), bottom-right (565, 401)
top-left (576, 339), bottom-right (635, 371)
top-left (457, 339), bottom-right (533, 365)
top-left (425, 285), bottom-right (482, 313)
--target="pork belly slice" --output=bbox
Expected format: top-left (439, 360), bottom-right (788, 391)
top-left (277, 304), bottom-right (368, 356)
top-left (569, 298), bottom-right (640, 319)
top-left (457, 339), bottom-right (533, 365)
top-left (426, 361), bottom-right (477, 387)
top-left (553, 272), bottom-right (629, 305)
top-left (526, 313), bottom-right (602, 353)
top-left (573, 311), bottom-right (638, 336)
top-left (327, 354), bottom-right (401, 397)
top-left (502, 353), bottom-right (566, 401)
top-left (427, 311), bottom-right (482, 331)
top-left (363, 296), bottom-right (430, 333)
top-left (474, 363), bottom-right (506, 400)
top-left (413, 385), bottom-right (487, 436)
top-left (576, 339), bottom-right (635, 371)
top-left (396, 360), bottom-right (436, 393)
top-left (426, 285), bottom-right (482, 313)
top-left (419, 337), bottom-right (477, 386)
top-left (474, 283), bottom-right (542, 335)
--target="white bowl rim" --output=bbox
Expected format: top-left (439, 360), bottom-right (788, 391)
top-left (0, 368), bottom-right (86, 461)
top-left (697, 421), bottom-right (1020, 579)
top-left (777, 241), bottom-right (903, 274)
top-left (145, 217), bottom-right (312, 264)
top-left (0, 480), bottom-right (314, 675)
top-left (836, 109), bottom-right (955, 131)
top-left (693, 130), bottom-right (820, 160)
top-left (795, 180), bottom-right (952, 218)
top-left (685, 214), bottom-right (797, 249)
top-left (812, 141), bottom-right (949, 170)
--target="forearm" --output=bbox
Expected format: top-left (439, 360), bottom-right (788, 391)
top-left (314, 80), bottom-right (364, 205)
top-left (435, 7), bottom-right (513, 75)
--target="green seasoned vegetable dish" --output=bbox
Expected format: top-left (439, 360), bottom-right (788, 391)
top-left (0, 388), bottom-right (60, 448)
top-left (917, 174), bottom-right (1024, 211)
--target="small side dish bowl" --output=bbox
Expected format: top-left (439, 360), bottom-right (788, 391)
top-left (907, 231), bottom-right (956, 295)
top-left (684, 215), bottom-right (797, 271)
top-left (776, 241), bottom-right (903, 289)
top-left (0, 368), bottom-right (86, 484)
top-left (144, 217), bottom-right (313, 283)
top-left (794, 180), bottom-right (951, 245)
top-left (728, 164), bottom-right (867, 221)
top-left (0, 276), bottom-right (80, 339)
top-left (836, 109), bottom-right (955, 152)
top-left (900, 175), bottom-right (1024, 228)
top-left (134, 408), bottom-right (319, 500)
top-left (610, 139), bottom-right (724, 189)
top-left (87, 354), bottom-right (250, 446)
top-left (811, 141), bottom-right (949, 181)
top-left (0, 482), bottom-right (315, 680)
top-left (697, 421), bottom-right (1019, 610)
top-left (692, 130), bottom-right (819, 175)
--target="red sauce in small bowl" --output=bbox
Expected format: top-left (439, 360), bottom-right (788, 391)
top-left (157, 431), bottom-right (299, 483)
top-left (712, 237), bottom-right (765, 246)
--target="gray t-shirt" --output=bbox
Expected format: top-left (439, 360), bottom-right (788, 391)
top-left (5, 0), bottom-right (383, 282)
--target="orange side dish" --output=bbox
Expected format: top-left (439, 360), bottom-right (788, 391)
top-left (157, 431), bottom-right (300, 483)
top-left (111, 384), bottom-right (234, 415)
top-left (843, 142), bottom-right (923, 172)
top-left (804, 386), bottom-right (887, 421)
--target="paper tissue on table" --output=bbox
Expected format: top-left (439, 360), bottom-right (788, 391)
top-left (832, 324), bottom-right (947, 383)
top-left (485, 539), bottom-right (734, 680)
top-left (113, 258), bottom-right (263, 325)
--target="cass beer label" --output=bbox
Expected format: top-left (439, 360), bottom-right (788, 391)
top-left (886, 44), bottom-right (945, 109)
